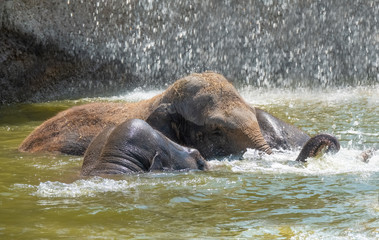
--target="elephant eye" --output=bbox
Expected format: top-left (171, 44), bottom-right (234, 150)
top-left (212, 127), bottom-right (223, 137)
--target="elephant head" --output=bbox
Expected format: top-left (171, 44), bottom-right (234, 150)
top-left (81, 119), bottom-right (208, 176)
top-left (147, 72), bottom-right (272, 158)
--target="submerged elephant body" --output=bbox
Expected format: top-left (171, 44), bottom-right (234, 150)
top-left (81, 119), bottom-right (208, 175)
top-left (19, 72), bottom-right (339, 166)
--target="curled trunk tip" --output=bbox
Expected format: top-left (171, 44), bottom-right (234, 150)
top-left (296, 133), bottom-right (340, 162)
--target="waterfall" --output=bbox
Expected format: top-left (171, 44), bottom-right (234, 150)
top-left (1, 0), bottom-right (378, 103)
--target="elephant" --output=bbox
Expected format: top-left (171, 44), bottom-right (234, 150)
top-left (19, 71), bottom-right (339, 160)
top-left (81, 119), bottom-right (208, 175)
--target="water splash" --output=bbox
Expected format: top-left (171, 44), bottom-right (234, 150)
top-left (232, 148), bottom-right (378, 175)
top-left (33, 178), bottom-right (134, 198)
top-left (12, 148), bottom-right (375, 199)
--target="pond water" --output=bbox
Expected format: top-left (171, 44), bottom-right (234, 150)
top-left (0, 86), bottom-right (378, 239)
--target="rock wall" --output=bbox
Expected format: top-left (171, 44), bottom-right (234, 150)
top-left (1, 0), bottom-right (378, 104)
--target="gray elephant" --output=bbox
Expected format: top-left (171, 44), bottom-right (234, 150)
top-left (19, 72), bottom-right (339, 161)
top-left (81, 119), bottom-right (208, 175)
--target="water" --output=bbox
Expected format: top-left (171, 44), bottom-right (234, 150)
top-left (1, 1), bottom-right (378, 238)
top-left (0, 86), bottom-right (378, 239)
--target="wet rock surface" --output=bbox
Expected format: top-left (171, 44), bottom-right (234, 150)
top-left (0, 28), bottom-right (137, 104)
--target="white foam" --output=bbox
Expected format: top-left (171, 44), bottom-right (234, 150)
top-left (32, 178), bottom-right (134, 198)
top-left (20, 173), bottom-right (208, 198)
top-left (208, 148), bottom-right (379, 176)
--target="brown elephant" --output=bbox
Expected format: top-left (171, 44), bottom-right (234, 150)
top-left (19, 72), bottom-right (338, 160)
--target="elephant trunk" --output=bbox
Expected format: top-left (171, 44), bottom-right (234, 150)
top-left (296, 133), bottom-right (340, 162)
top-left (241, 121), bottom-right (273, 155)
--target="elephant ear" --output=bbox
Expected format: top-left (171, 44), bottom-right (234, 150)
top-left (146, 103), bottom-right (181, 143)
top-left (160, 75), bottom-right (217, 127)
top-left (146, 98), bottom-right (213, 145)
top-left (173, 93), bottom-right (214, 126)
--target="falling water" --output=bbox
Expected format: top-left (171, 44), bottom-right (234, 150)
top-left (2, 0), bottom-right (378, 92)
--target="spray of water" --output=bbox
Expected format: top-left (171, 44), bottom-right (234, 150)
top-left (3, 0), bottom-right (378, 90)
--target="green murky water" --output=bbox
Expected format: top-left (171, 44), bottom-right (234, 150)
top-left (0, 87), bottom-right (378, 239)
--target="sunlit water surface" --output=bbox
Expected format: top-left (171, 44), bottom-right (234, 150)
top-left (0, 86), bottom-right (378, 239)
